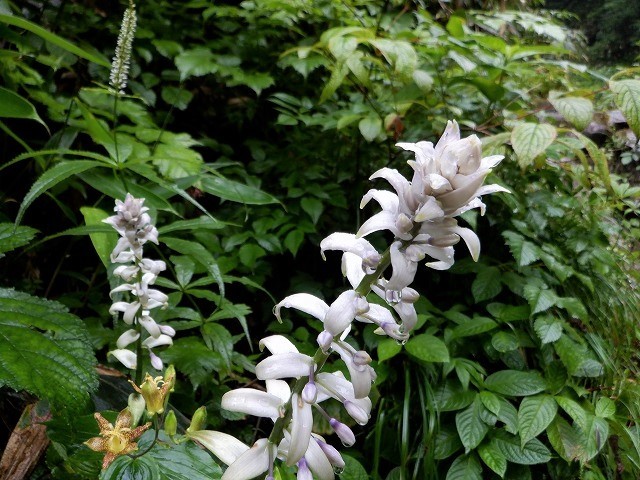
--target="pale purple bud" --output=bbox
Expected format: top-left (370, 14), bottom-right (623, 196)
top-left (317, 330), bottom-right (333, 352)
top-left (150, 351), bottom-right (163, 370)
top-left (329, 418), bottom-right (355, 447)
top-left (159, 324), bottom-right (176, 337)
top-left (302, 381), bottom-right (317, 404)
top-left (316, 440), bottom-right (345, 468)
top-left (344, 400), bottom-right (370, 425)
top-left (352, 350), bottom-right (371, 367)
top-left (296, 458), bottom-right (313, 480)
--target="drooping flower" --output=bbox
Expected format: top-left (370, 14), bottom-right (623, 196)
top-left (85, 408), bottom-right (151, 469)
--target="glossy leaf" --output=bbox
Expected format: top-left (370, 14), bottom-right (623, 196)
top-left (200, 174), bottom-right (280, 205)
top-left (491, 431), bottom-right (551, 465)
top-left (0, 87), bottom-right (48, 131)
top-left (478, 442), bottom-right (507, 478)
top-left (405, 334), bottom-right (450, 363)
top-left (446, 454), bottom-right (482, 480)
top-left (81, 207), bottom-right (116, 269)
top-left (533, 316), bottom-right (563, 344)
top-left (0, 223), bottom-right (38, 255)
top-left (456, 398), bottom-right (489, 452)
top-left (510, 123), bottom-right (556, 168)
top-left (472, 266), bottom-right (502, 303)
top-left (517, 395), bottom-right (557, 446)
top-left (484, 370), bottom-right (546, 397)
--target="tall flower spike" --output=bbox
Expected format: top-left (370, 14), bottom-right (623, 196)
top-left (109, 0), bottom-right (137, 94)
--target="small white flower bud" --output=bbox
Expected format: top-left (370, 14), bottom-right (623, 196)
top-left (329, 418), bottom-right (355, 446)
top-left (317, 330), bottom-right (333, 352)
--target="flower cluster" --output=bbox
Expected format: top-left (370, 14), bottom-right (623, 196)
top-left (104, 194), bottom-right (173, 371)
top-left (109, 0), bottom-right (136, 94)
top-left (189, 121), bottom-right (507, 479)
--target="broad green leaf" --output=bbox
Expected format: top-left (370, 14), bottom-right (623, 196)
top-left (0, 288), bottom-right (98, 410)
top-left (159, 216), bottom-right (228, 234)
top-left (175, 48), bottom-right (218, 80)
top-left (517, 395), bottom-right (557, 446)
top-left (319, 61), bottom-right (349, 103)
top-left (554, 396), bottom-right (587, 429)
top-left (546, 416), bottom-right (583, 462)
top-left (595, 397), bottom-right (615, 419)
top-left (0, 14), bottom-right (109, 67)
top-left (472, 266), bottom-right (502, 303)
top-left (369, 39), bottom-right (417, 80)
top-left (162, 86), bottom-right (194, 110)
top-left (405, 334), bottom-right (449, 363)
top-left (300, 197), bottom-right (324, 224)
top-left (412, 69), bottom-right (434, 92)
top-left (533, 315), bottom-right (563, 344)
top-left (579, 415), bottom-right (609, 461)
top-left (0, 223), bottom-right (38, 255)
top-left (433, 381), bottom-right (476, 412)
top-left (202, 323), bottom-right (234, 372)
top-left (153, 143), bottom-right (203, 179)
top-left (492, 431), bottom-right (551, 465)
top-left (238, 243), bottom-right (267, 268)
top-left (340, 454), bottom-right (368, 480)
top-left (378, 338), bottom-right (402, 362)
top-left (484, 370), bottom-right (546, 397)
top-left (502, 231), bottom-right (539, 267)
top-left (549, 94), bottom-right (593, 131)
top-left (554, 335), bottom-right (603, 377)
top-left (101, 455), bottom-right (160, 480)
top-left (456, 398), bottom-right (489, 452)
top-left (491, 331), bottom-right (519, 352)
top-left (510, 123), bottom-right (557, 168)
top-left (0, 87), bottom-right (48, 131)
top-left (486, 303), bottom-right (530, 323)
top-left (228, 71), bottom-right (274, 95)
top-left (200, 174), bottom-right (280, 205)
top-left (446, 454), bottom-right (482, 480)
top-left (496, 397), bottom-right (519, 434)
top-left (523, 284), bottom-right (558, 315)
top-left (359, 115), bottom-right (382, 142)
top-left (572, 131), bottom-right (613, 194)
top-left (434, 425), bottom-right (463, 459)
top-left (160, 338), bottom-right (221, 389)
top-left (81, 207), bottom-right (116, 269)
top-left (610, 79), bottom-right (640, 137)
top-left (479, 391), bottom-right (501, 416)
top-left (450, 316), bottom-right (497, 339)
top-left (16, 160), bottom-right (105, 226)
top-left (478, 442), bottom-right (507, 478)
top-left (284, 229), bottom-right (304, 256)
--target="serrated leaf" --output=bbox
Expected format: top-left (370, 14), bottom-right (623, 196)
top-left (161, 86), bottom-right (193, 110)
top-left (405, 334), bottom-right (449, 362)
top-left (610, 79), bottom-right (640, 137)
top-left (554, 335), bottom-right (603, 377)
top-left (595, 397), bottom-right (615, 419)
top-left (523, 285), bottom-right (558, 315)
top-left (517, 395), bottom-right (557, 446)
top-left (446, 454), bottom-right (482, 480)
top-left (492, 431), bottom-right (551, 465)
top-left (472, 266), bottom-right (502, 303)
top-left (16, 160), bottom-right (104, 226)
top-left (546, 416), bottom-right (583, 462)
top-left (511, 123), bottom-right (557, 168)
top-left (0, 223), bottom-right (38, 255)
top-left (491, 332), bottom-right (519, 352)
top-left (81, 207), bottom-right (116, 269)
top-left (359, 115), bottom-right (382, 142)
top-left (484, 370), bottom-right (546, 397)
top-left (549, 94), bottom-right (593, 131)
top-left (300, 197), bottom-right (323, 224)
top-left (502, 231), bottom-right (539, 267)
top-left (200, 174), bottom-right (279, 205)
top-left (202, 323), bottom-right (233, 372)
top-left (319, 62), bottom-right (348, 103)
top-left (0, 288), bottom-right (98, 410)
top-left (478, 442), bottom-right (507, 478)
top-left (0, 86), bottom-right (48, 131)
top-left (533, 316), bottom-right (563, 344)
top-left (456, 398), bottom-right (490, 452)
top-left (450, 317), bottom-right (498, 339)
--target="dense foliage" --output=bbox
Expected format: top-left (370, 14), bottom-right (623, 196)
top-left (0, 1), bottom-right (639, 479)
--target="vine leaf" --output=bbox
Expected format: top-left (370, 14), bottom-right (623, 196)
top-left (0, 288), bottom-right (98, 411)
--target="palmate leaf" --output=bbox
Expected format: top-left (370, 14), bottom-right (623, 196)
top-left (0, 288), bottom-right (98, 411)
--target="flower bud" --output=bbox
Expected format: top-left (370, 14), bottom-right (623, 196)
top-left (164, 410), bottom-right (177, 437)
top-left (344, 400), bottom-right (369, 425)
top-left (187, 406), bottom-right (207, 434)
top-left (128, 393), bottom-right (146, 426)
top-left (329, 418), bottom-right (355, 446)
top-left (316, 439), bottom-right (345, 468)
top-left (302, 381), bottom-right (317, 404)
top-left (164, 364), bottom-right (176, 392)
top-left (317, 330), bottom-right (333, 352)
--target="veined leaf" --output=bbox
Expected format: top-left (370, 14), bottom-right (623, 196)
top-left (359, 115), bottom-right (382, 142)
top-left (478, 442), bottom-right (507, 478)
top-left (16, 160), bottom-right (105, 226)
top-left (510, 123), bottom-right (556, 168)
top-left (484, 370), bottom-right (546, 397)
top-left (81, 207), bottom-right (116, 269)
top-left (0, 288), bottom-right (98, 410)
top-left (0, 87), bottom-right (48, 131)
top-left (572, 131), bottom-right (613, 195)
top-left (159, 216), bottom-right (228, 234)
top-left (200, 174), bottom-right (280, 205)
top-left (502, 231), bottom-right (539, 267)
top-left (0, 223), bottom-right (38, 255)
top-left (610, 79), bottom-right (640, 137)
top-left (445, 454), bottom-right (482, 480)
top-left (533, 315), bottom-right (563, 344)
top-left (595, 397), bottom-right (615, 419)
top-left (491, 431), bottom-right (551, 465)
top-left (0, 14), bottom-right (109, 67)
top-left (472, 266), bottom-right (502, 303)
top-left (579, 415), bottom-right (609, 461)
top-left (450, 317), bottom-right (498, 339)
top-left (456, 398), bottom-right (489, 452)
top-left (405, 334), bottom-right (449, 363)
top-left (517, 395), bottom-right (557, 446)
top-left (549, 93), bottom-right (593, 131)
top-left (546, 416), bottom-right (583, 462)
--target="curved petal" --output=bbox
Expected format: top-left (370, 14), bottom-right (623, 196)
top-left (324, 290), bottom-right (360, 336)
top-left (438, 170), bottom-right (489, 213)
top-left (221, 438), bottom-right (271, 480)
top-left (414, 196), bottom-right (444, 222)
top-left (189, 430), bottom-right (249, 466)
top-left (116, 329), bottom-right (140, 349)
top-left (139, 314), bottom-right (161, 338)
top-left (255, 353), bottom-right (314, 380)
top-left (396, 140), bottom-right (435, 169)
top-left (434, 120), bottom-right (460, 158)
top-left (259, 335), bottom-right (299, 354)
top-left (320, 233), bottom-right (380, 268)
top-left (386, 242), bottom-right (418, 292)
top-left (305, 437), bottom-right (335, 480)
top-left (359, 189), bottom-right (399, 212)
top-left (342, 252), bottom-right (366, 288)
top-left (266, 379), bottom-right (292, 404)
top-left (286, 393), bottom-right (313, 466)
top-left (369, 167), bottom-right (411, 198)
top-left (330, 342), bottom-right (374, 399)
top-left (451, 226), bottom-right (480, 261)
top-left (108, 349), bottom-right (137, 369)
top-left (274, 294), bottom-right (329, 323)
top-left (356, 210), bottom-right (401, 238)
top-left (476, 183), bottom-right (511, 196)
top-left (480, 154), bottom-right (504, 169)
top-left (142, 334), bottom-right (173, 349)
top-left (222, 389), bottom-right (282, 418)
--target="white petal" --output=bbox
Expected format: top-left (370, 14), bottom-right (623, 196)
top-left (116, 329), bottom-right (140, 349)
top-left (189, 430), bottom-right (249, 466)
top-left (434, 120), bottom-right (461, 158)
top-left (123, 301), bottom-right (141, 323)
top-left (255, 353), bottom-right (315, 380)
top-left (396, 140), bottom-right (435, 169)
top-left (414, 196), bottom-right (444, 222)
top-left (451, 226), bottom-right (481, 261)
top-left (324, 290), bottom-right (359, 336)
top-left (286, 393), bottom-right (313, 465)
top-left (139, 314), bottom-right (161, 338)
top-left (305, 438), bottom-right (335, 480)
top-left (386, 242), bottom-right (418, 292)
top-left (260, 335), bottom-right (299, 354)
top-left (480, 154), bottom-right (504, 169)
top-left (476, 183), bottom-right (511, 196)
top-left (221, 389), bottom-right (282, 418)
top-left (320, 233), bottom-right (380, 268)
top-left (142, 334), bottom-right (173, 349)
top-left (274, 294), bottom-right (329, 323)
top-left (149, 351), bottom-right (163, 370)
top-left (356, 211), bottom-right (401, 238)
top-left (266, 379), bottom-right (292, 404)
top-left (221, 438), bottom-right (271, 480)
top-left (438, 170), bottom-right (488, 212)
top-left (109, 349), bottom-right (137, 369)
top-left (359, 189), bottom-right (399, 211)
top-left (330, 342), bottom-right (374, 399)
top-left (342, 252), bottom-right (366, 288)
top-left (369, 167), bottom-right (411, 198)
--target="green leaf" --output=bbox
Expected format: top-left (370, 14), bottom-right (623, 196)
top-left (202, 323), bottom-right (234, 372)
top-left (479, 391), bottom-right (502, 416)
top-left (359, 115), bottom-right (382, 142)
top-left (572, 131), bottom-right (613, 194)
top-left (175, 48), bottom-right (219, 80)
top-left (160, 338), bottom-right (221, 389)
top-left (484, 370), bottom-right (546, 397)
top-left (238, 243), bottom-right (267, 268)
top-left (610, 79), bottom-right (640, 137)
top-left (595, 397), bottom-right (615, 419)
top-left (340, 454), bottom-right (368, 480)
top-left (533, 315), bottom-right (563, 344)
top-left (523, 284), bottom-right (558, 315)
top-left (579, 415), bottom-right (609, 461)
top-left (434, 425), bottom-right (463, 459)
top-left (478, 442), bottom-right (507, 478)
top-left (412, 69), bottom-right (433, 92)
top-left (0, 223), bottom-right (38, 255)
top-left (405, 334), bottom-right (449, 363)
top-left (517, 395), bottom-right (557, 446)
top-left (16, 160), bottom-right (104, 226)
top-left (200, 174), bottom-right (280, 205)
top-left (456, 398), bottom-right (490, 452)
top-left (510, 123), bottom-right (557, 168)
top-left (446, 454), bottom-right (482, 480)
top-left (554, 396), bottom-right (587, 429)
top-left (450, 317), bottom-right (498, 339)
top-left (319, 61), bottom-right (348, 103)
top-left (491, 431), bottom-right (551, 465)
top-left (101, 455), bottom-right (160, 479)
top-left (81, 207), bottom-right (116, 269)
top-left (161, 86), bottom-right (194, 110)
top-left (549, 94), bottom-right (593, 131)
top-left (502, 231), bottom-right (539, 267)
top-left (0, 87), bottom-right (48, 131)
top-left (284, 229), bottom-right (304, 256)
top-left (496, 397), bottom-right (519, 434)
top-left (0, 288), bottom-right (98, 410)
top-left (546, 416), bottom-right (583, 462)
top-left (153, 143), bottom-right (203, 179)
top-left (159, 216), bottom-right (228, 235)
top-left (0, 14), bottom-right (109, 67)
top-left (491, 332), bottom-right (519, 352)
top-left (378, 337), bottom-right (402, 362)
top-left (554, 335), bottom-right (603, 377)
top-left (472, 267), bottom-right (502, 303)
top-left (434, 382), bottom-right (476, 412)
top-left (300, 197), bottom-right (324, 224)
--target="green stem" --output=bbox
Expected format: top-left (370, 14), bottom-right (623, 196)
top-left (129, 415), bottom-right (160, 459)
top-left (113, 94), bottom-right (120, 164)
